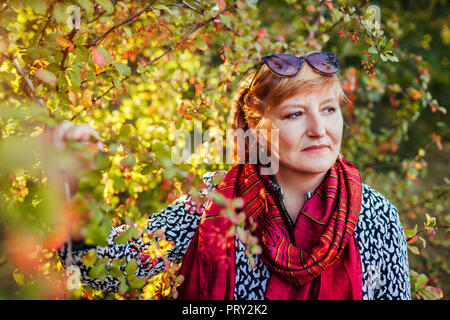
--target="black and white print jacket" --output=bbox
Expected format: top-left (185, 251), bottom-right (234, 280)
top-left (59, 170), bottom-right (412, 300)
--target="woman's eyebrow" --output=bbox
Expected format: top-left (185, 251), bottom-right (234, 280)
top-left (320, 98), bottom-right (338, 105)
top-left (280, 98), bottom-right (337, 110)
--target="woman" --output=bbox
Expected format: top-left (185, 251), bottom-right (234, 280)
top-left (57, 52), bottom-right (411, 300)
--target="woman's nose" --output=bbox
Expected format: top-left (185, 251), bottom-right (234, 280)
top-left (306, 112), bottom-right (326, 137)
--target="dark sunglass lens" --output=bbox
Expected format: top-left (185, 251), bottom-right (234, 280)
top-left (307, 53), bottom-right (340, 74)
top-left (265, 54), bottom-right (299, 76)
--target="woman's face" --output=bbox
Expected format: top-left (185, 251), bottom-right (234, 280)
top-left (262, 88), bottom-right (343, 174)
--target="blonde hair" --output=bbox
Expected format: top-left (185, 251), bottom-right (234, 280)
top-left (228, 53), bottom-right (349, 164)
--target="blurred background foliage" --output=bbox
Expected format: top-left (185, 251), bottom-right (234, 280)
top-left (0, 0), bottom-right (448, 299)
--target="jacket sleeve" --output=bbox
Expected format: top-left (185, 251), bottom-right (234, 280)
top-left (58, 170), bottom-right (226, 293)
top-left (375, 202), bottom-right (412, 300)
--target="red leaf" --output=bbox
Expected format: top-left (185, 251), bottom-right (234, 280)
top-left (55, 36), bottom-right (74, 52)
top-left (92, 47), bottom-right (105, 65)
top-left (217, 0), bottom-right (226, 11)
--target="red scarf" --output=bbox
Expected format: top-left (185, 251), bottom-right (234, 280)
top-left (177, 156), bottom-right (363, 300)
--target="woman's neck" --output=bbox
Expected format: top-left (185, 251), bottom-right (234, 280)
top-left (273, 166), bottom-right (328, 201)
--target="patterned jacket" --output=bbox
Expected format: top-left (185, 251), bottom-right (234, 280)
top-left (59, 170), bottom-right (412, 300)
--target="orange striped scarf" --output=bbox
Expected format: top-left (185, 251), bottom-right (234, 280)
top-left (178, 156), bottom-right (363, 299)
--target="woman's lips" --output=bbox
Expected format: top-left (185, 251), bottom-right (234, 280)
top-left (302, 145), bottom-right (329, 153)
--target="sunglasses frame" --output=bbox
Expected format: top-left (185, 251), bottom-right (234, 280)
top-left (248, 52), bottom-right (340, 91)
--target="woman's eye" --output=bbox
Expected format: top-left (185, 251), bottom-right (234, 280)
top-left (287, 111), bottom-right (303, 119)
top-left (324, 106), bottom-right (336, 113)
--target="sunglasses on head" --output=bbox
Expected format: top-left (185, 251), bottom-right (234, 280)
top-left (248, 52), bottom-right (341, 90)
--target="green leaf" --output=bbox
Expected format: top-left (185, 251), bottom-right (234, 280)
top-left (95, 152), bottom-right (111, 171)
top-left (81, 251), bottom-right (98, 267)
top-left (129, 276), bottom-right (147, 289)
top-left (13, 271), bottom-right (25, 285)
top-left (88, 263), bottom-right (108, 280)
top-left (96, 0), bottom-right (114, 14)
top-left (386, 53), bottom-right (399, 62)
top-left (154, 4), bottom-right (173, 14)
top-left (122, 153), bottom-right (136, 168)
top-left (57, 72), bottom-right (69, 90)
top-left (130, 227), bottom-right (141, 240)
top-left (122, 26), bottom-right (132, 38)
top-left (119, 123), bottom-right (133, 137)
top-left (380, 53), bottom-right (388, 62)
top-left (77, 0), bottom-right (94, 16)
top-left (114, 227), bottom-right (133, 244)
top-left (425, 213), bottom-right (436, 227)
top-left (404, 225), bottom-right (418, 238)
top-left (118, 279), bottom-right (129, 295)
top-left (111, 257), bottom-right (126, 268)
top-left (0, 71), bottom-right (16, 82)
top-left (415, 274), bottom-right (428, 289)
top-left (141, 164), bottom-right (153, 175)
top-left (114, 63), bottom-right (131, 76)
top-left (386, 38), bottom-right (394, 50)
top-left (221, 15), bottom-right (233, 28)
top-left (82, 225), bottom-right (108, 246)
top-left (408, 245), bottom-right (420, 255)
top-left (137, 64), bottom-right (146, 74)
top-left (368, 46), bottom-right (379, 54)
top-left (27, 1), bottom-right (48, 15)
top-left (68, 65), bottom-right (81, 88)
top-left (109, 266), bottom-right (123, 278)
top-left (53, 5), bottom-right (70, 24)
top-left (125, 259), bottom-right (137, 277)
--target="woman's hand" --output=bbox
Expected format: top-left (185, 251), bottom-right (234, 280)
top-left (50, 120), bottom-right (104, 153)
top-left (45, 121), bottom-right (105, 197)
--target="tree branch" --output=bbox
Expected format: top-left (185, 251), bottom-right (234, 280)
top-left (322, 0), bottom-right (381, 53)
top-left (59, 28), bottom-right (78, 71)
top-left (85, 0), bottom-right (158, 48)
top-left (37, 1), bottom-right (57, 46)
top-left (406, 225), bottom-right (449, 242)
top-left (6, 53), bottom-right (53, 118)
top-left (71, 1), bottom-right (237, 121)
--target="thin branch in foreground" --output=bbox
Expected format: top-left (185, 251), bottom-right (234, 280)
top-left (7, 54), bottom-right (53, 118)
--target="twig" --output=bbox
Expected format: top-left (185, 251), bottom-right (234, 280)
top-left (180, 0), bottom-right (204, 14)
top-left (37, 1), bottom-right (57, 46)
top-left (307, 5), bottom-right (323, 43)
top-left (85, 0), bottom-right (158, 48)
top-left (88, 0), bottom-right (120, 24)
top-left (71, 2), bottom-right (237, 121)
top-left (316, 0), bottom-right (369, 38)
top-left (59, 28), bottom-right (78, 71)
top-left (206, 58), bottom-right (244, 92)
top-left (0, 2), bottom-right (8, 16)
top-left (143, 2), bottom-right (237, 68)
top-left (7, 53), bottom-right (53, 118)
top-left (406, 225), bottom-right (449, 241)
top-left (323, 0), bottom-right (381, 53)
top-left (165, 1), bottom-right (204, 15)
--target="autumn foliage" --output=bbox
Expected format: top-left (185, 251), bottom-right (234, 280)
top-left (0, 0), bottom-right (448, 300)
